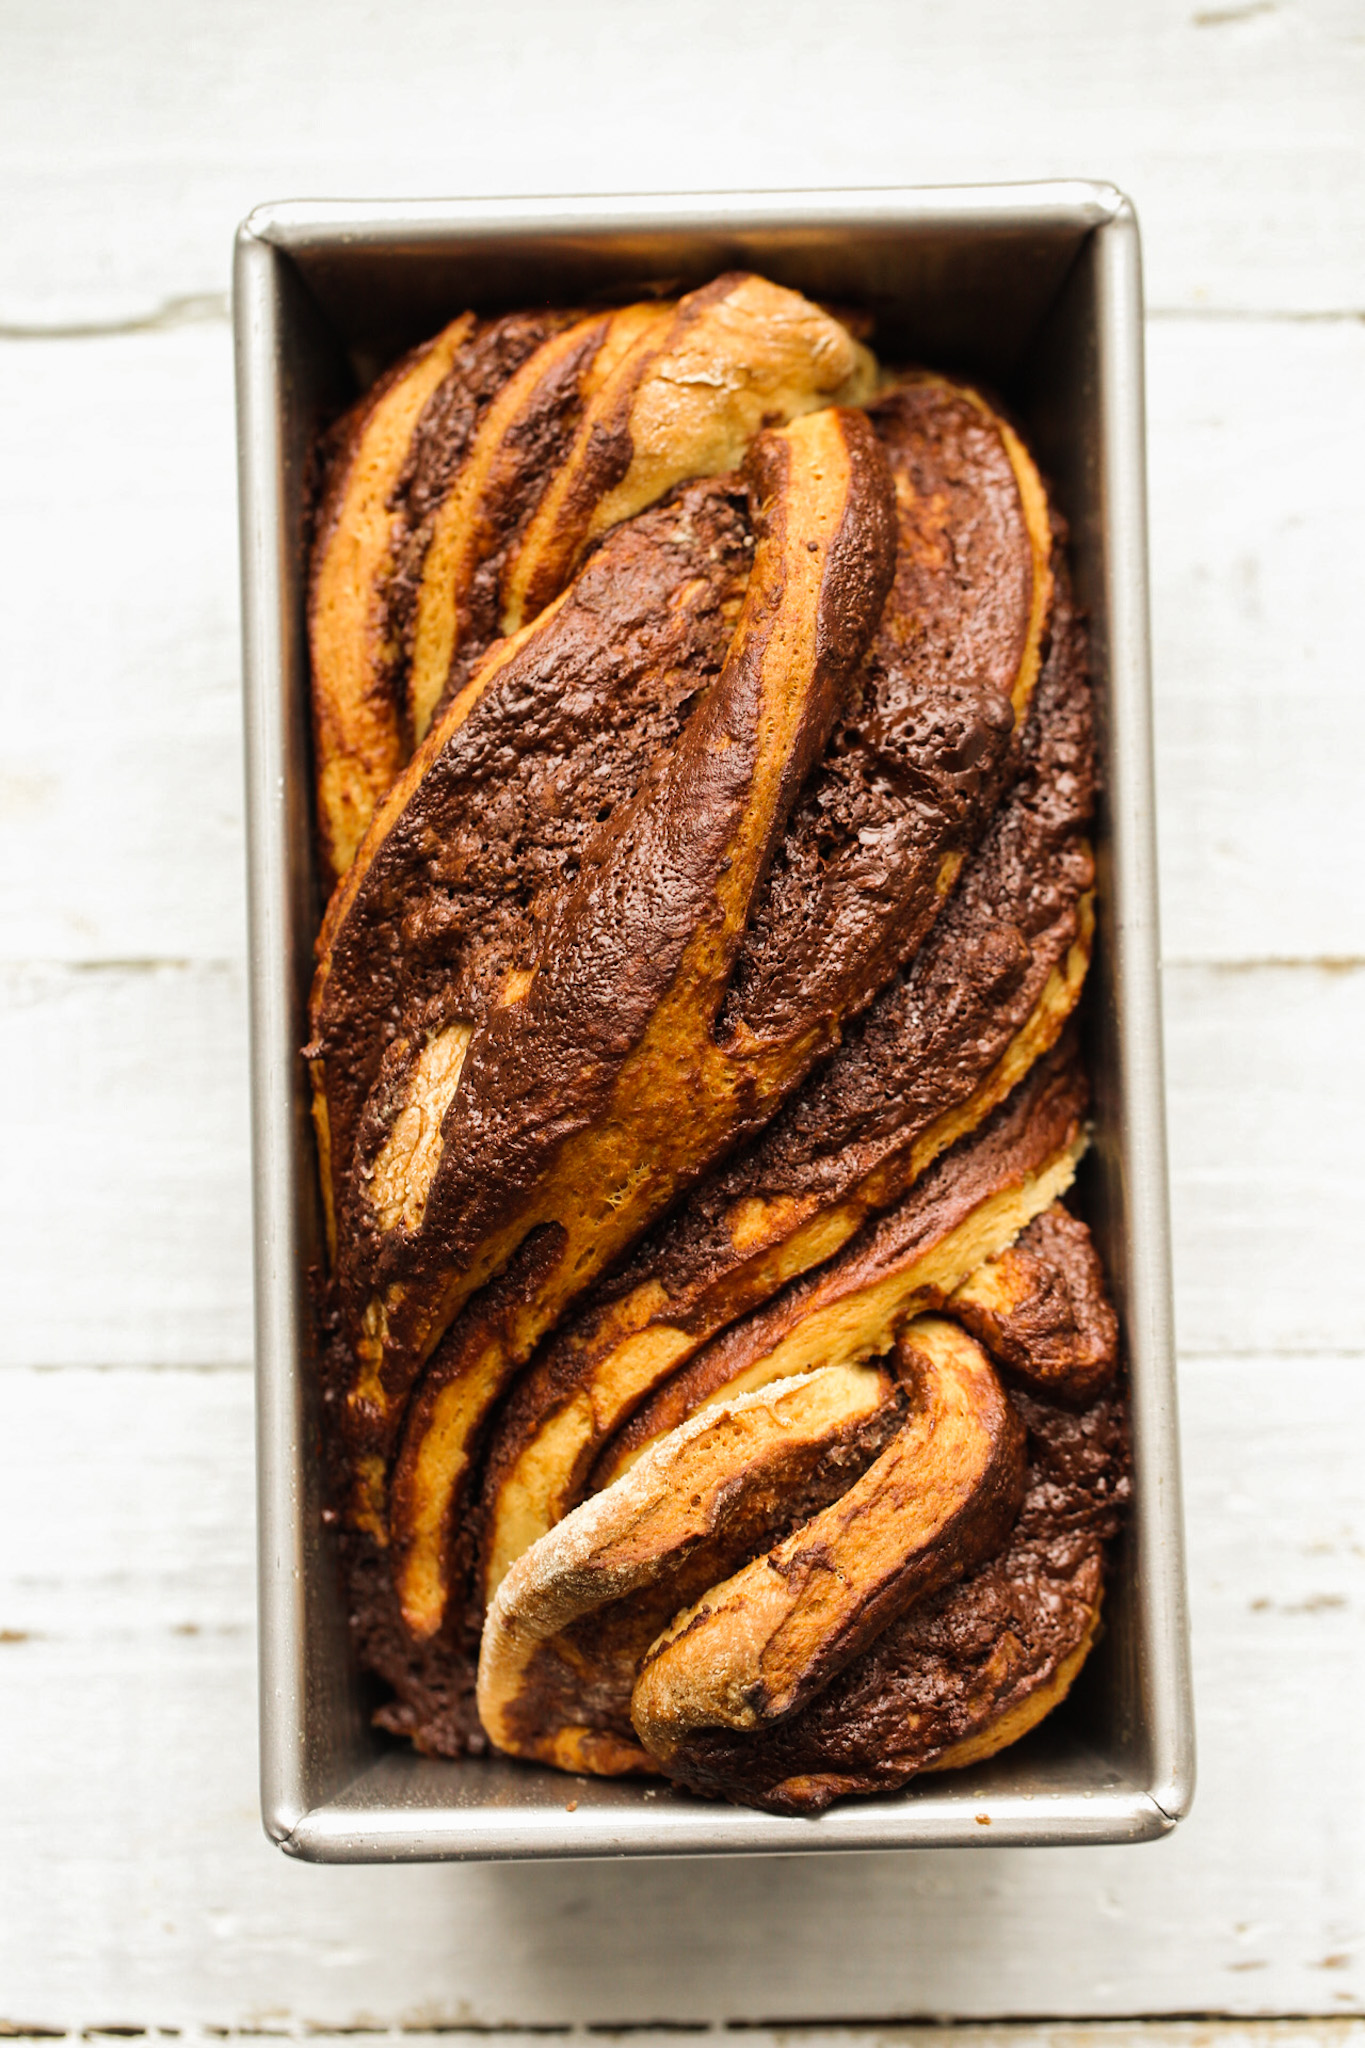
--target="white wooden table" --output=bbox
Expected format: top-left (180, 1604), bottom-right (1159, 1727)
top-left (2, 1), bottom-right (1362, 2036)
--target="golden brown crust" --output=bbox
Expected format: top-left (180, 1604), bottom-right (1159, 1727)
top-left (400, 307), bottom-right (630, 744)
top-left (499, 273), bottom-right (878, 636)
top-left (949, 1201), bottom-right (1118, 1402)
top-left (867, 376), bottom-right (1052, 728)
top-left (306, 281), bottom-right (1131, 1793)
top-left (630, 1320), bottom-right (1025, 1757)
top-left (307, 476), bottom-right (754, 1262)
top-left (358, 408), bottom-right (897, 1638)
top-left (922, 1595), bottom-right (1101, 1772)
top-left (308, 315), bottom-right (475, 881)
top-left (308, 277), bottom-right (874, 880)
top-left (476, 1364), bottom-right (901, 1773)
top-left (640, 1379), bottom-right (1128, 1812)
top-left (593, 1042), bottom-right (1089, 1491)
top-left (711, 373), bottom-right (1051, 1054)
top-left (474, 552), bottom-right (1096, 1605)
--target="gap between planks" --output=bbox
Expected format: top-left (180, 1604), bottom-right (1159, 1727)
top-left (2, 2018), bottom-right (1365, 2043)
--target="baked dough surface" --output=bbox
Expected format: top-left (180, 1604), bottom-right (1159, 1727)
top-left (305, 280), bottom-right (1128, 1795)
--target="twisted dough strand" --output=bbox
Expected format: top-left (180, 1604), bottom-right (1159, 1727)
top-left (306, 283), bottom-right (1125, 1787)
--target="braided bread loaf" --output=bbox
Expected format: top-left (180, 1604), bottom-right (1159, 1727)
top-left (306, 275), bottom-right (1127, 1802)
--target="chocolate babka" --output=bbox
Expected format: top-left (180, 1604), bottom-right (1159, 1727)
top-left (306, 274), bottom-right (1128, 1807)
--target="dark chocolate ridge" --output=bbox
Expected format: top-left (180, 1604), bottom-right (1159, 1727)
top-left (509, 276), bottom-right (746, 632)
top-left (307, 331), bottom-right (449, 618)
top-left (598, 577), bottom-right (1094, 1355)
top-left (716, 375), bottom-right (1036, 1042)
top-left (606, 1039), bottom-right (1088, 1452)
top-left (306, 323), bottom-right (477, 880)
top-left (635, 1336), bottom-right (1028, 1740)
top-left (384, 308), bottom-right (590, 736)
top-left (652, 1378), bottom-right (1130, 1812)
top-left (952, 1203), bottom-right (1119, 1405)
top-left (467, 400), bottom-right (1074, 1557)
top-left (346, 1046), bottom-right (1088, 1756)
top-left (501, 1392), bottom-right (908, 1763)
top-left (311, 477), bottom-right (753, 1253)
top-left (736, 580), bottom-right (1092, 1181)
top-left (363, 410), bottom-right (896, 1426)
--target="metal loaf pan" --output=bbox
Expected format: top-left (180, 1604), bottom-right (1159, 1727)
top-left (234, 184), bottom-right (1194, 1862)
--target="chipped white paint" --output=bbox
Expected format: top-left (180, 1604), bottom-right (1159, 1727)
top-left (0, 0), bottom-right (1362, 2032)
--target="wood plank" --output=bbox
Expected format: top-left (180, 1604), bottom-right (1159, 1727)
top-left (1163, 961), bottom-right (1365, 1356)
top-left (0, 963), bottom-right (252, 1368)
top-left (4, 316), bottom-right (1360, 971)
top-left (0, 327), bottom-right (246, 969)
top-left (1, 0), bottom-right (1362, 327)
top-left (2, 0), bottom-right (1361, 2028)
top-left (156, 2035), bottom-right (1365, 2048)
top-left (0, 1356), bottom-right (1359, 2027)
top-left (1148, 316), bottom-right (1365, 967)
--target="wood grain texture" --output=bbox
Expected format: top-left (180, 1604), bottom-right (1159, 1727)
top-left (7, 2036), bottom-right (1359, 2048)
top-left (2, 1), bottom-right (1363, 327)
top-left (0, 1359), bottom-right (1360, 2027)
top-left (1164, 963), bottom-right (1365, 1356)
top-left (0, 963), bottom-right (252, 1367)
top-left (6, 2036), bottom-right (1354, 2048)
top-left (1148, 318), bottom-right (1365, 967)
top-left (0, 327), bottom-right (245, 968)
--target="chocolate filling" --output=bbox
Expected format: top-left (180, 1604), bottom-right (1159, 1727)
top-left (311, 477), bottom-right (753, 1253)
top-left (651, 1381), bottom-right (1129, 1813)
top-left (304, 303), bottom-right (1127, 1792)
